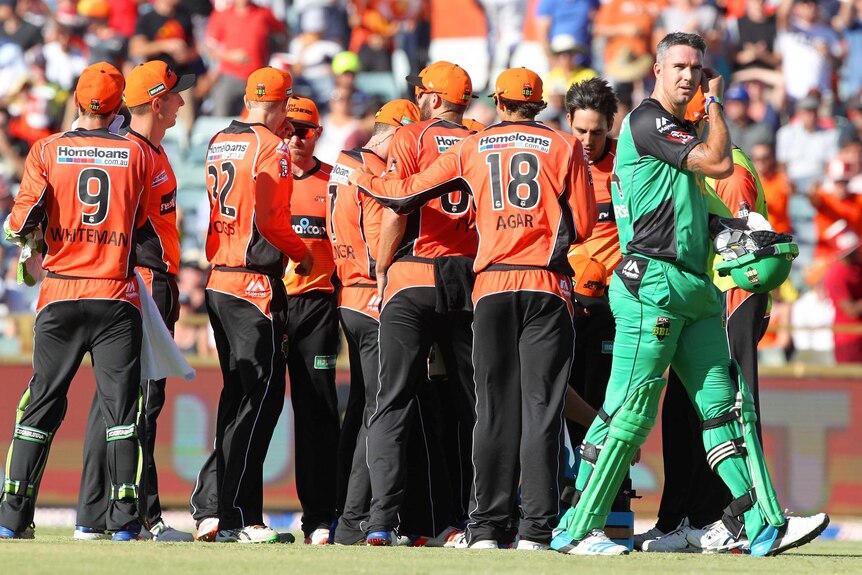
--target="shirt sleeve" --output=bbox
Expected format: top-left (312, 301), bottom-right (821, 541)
top-left (205, 11), bottom-right (225, 43)
top-left (254, 142), bottom-right (308, 262)
top-left (355, 143), bottom-right (466, 214)
top-left (566, 141), bottom-right (597, 244)
top-left (713, 163), bottom-right (758, 217)
top-left (385, 126), bottom-right (419, 179)
top-left (135, 146), bottom-right (154, 229)
top-left (8, 142), bottom-right (49, 236)
top-left (629, 103), bottom-right (702, 169)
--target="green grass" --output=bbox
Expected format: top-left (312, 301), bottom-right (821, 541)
top-left (2, 528), bottom-right (861, 575)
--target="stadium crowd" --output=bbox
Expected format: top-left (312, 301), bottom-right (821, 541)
top-left (0, 0), bottom-right (859, 363)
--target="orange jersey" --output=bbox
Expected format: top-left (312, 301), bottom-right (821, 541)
top-left (355, 121), bottom-right (596, 284)
top-left (204, 120), bottom-right (307, 278)
top-left (568, 138), bottom-right (621, 272)
top-left (812, 187), bottom-right (862, 259)
top-left (327, 147), bottom-right (386, 286)
top-left (10, 128), bottom-right (151, 281)
top-left (760, 172), bottom-right (792, 235)
top-left (126, 129), bottom-right (180, 275)
top-left (283, 158), bottom-right (336, 295)
top-left (385, 118), bottom-right (478, 261)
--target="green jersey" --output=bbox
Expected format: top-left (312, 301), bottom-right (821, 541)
top-left (612, 98), bottom-right (711, 276)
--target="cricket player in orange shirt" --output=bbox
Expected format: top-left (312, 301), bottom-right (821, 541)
top-left (0, 63), bottom-right (152, 540)
top-left (328, 99), bottom-right (420, 545)
top-left (280, 96), bottom-right (340, 545)
top-left (351, 67), bottom-right (596, 549)
top-left (192, 67), bottom-right (311, 544)
top-left (75, 60), bottom-right (196, 542)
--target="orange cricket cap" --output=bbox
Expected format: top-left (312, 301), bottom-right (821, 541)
top-left (462, 118), bottom-right (485, 131)
top-left (406, 61), bottom-right (476, 105)
top-left (490, 67), bottom-right (543, 103)
top-left (685, 86), bottom-right (707, 123)
top-left (569, 254), bottom-right (608, 308)
top-left (75, 62), bottom-right (125, 115)
top-left (286, 96), bottom-right (320, 127)
top-left (124, 60), bottom-right (196, 108)
top-left (375, 99), bottom-right (419, 127)
top-left (245, 67), bottom-right (293, 102)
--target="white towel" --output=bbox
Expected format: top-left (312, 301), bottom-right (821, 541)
top-left (136, 271), bottom-right (195, 382)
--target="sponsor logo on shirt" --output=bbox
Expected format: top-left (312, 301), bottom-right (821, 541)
top-left (245, 278), bottom-right (268, 298)
top-left (207, 142), bottom-right (249, 162)
top-left (366, 293), bottom-right (381, 312)
top-left (279, 157), bottom-right (289, 178)
top-left (666, 130), bottom-right (694, 144)
top-left (291, 216), bottom-right (327, 239)
top-left (477, 132), bottom-right (551, 153)
top-left (160, 191), bottom-right (176, 214)
top-left (152, 170), bottom-right (169, 188)
top-left (314, 355), bottom-right (337, 369)
top-left (331, 163), bottom-right (354, 185)
top-left (57, 146), bottom-right (130, 166)
top-left (559, 278), bottom-right (571, 296)
top-left (653, 316), bottom-right (671, 341)
top-left (737, 200), bottom-right (751, 218)
top-left (621, 258), bottom-right (640, 280)
top-left (434, 135), bottom-right (463, 152)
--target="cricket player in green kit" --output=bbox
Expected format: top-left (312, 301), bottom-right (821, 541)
top-left (552, 32), bottom-right (829, 556)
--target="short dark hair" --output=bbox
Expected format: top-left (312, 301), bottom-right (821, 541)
top-left (565, 78), bottom-right (619, 129)
top-left (497, 96), bottom-right (548, 119)
top-left (656, 32), bottom-right (707, 63)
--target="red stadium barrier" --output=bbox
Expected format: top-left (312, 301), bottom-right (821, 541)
top-left (0, 365), bottom-right (858, 515)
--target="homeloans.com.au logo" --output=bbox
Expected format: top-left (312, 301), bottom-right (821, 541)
top-left (478, 132), bottom-right (551, 153)
top-left (57, 146), bottom-right (130, 166)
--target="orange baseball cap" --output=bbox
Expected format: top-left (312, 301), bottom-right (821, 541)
top-left (406, 61), bottom-right (476, 105)
top-left (375, 99), bottom-right (419, 127)
top-left (685, 86), bottom-right (707, 123)
top-left (569, 254), bottom-right (608, 308)
top-left (490, 67), bottom-right (543, 103)
top-left (75, 62), bottom-right (125, 115)
top-left (286, 96), bottom-right (320, 127)
top-left (78, 0), bottom-right (111, 18)
top-left (124, 60), bottom-right (196, 107)
top-left (462, 118), bottom-right (485, 131)
top-left (246, 67), bottom-right (293, 102)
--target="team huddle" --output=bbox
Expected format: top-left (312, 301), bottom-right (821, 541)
top-left (0, 31), bottom-right (831, 556)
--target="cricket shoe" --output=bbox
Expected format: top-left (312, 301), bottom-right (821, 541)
top-left (194, 517), bottom-right (219, 542)
top-left (150, 521), bottom-right (194, 542)
top-left (402, 525), bottom-right (464, 548)
top-left (642, 518), bottom-right (698, 553)
top-left (686, 520), bottom-right (747, 554)
top-left (217, 525), bottom-right (279, 544)
top-left (305, 527), bottom-right (331, 545)
top-left (516, 539), bottom-right (550, 551)
top-left (633, 524), bottom-right (665, 551)
top-left (74, 525), bottom-right (109, 541)
top-left (366, 530), bottom-right (398, 546)
top-left (748, 513), bottom-right (830, 557)
top-left (111, 521), bottom-right (142, 541)
top-left (0, 525), bottom-right (18, 539)
top-left (553, 529), bottom-right (630, 555)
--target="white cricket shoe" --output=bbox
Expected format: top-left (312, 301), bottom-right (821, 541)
top-left (748, 513), bottom-right (830, 557)
top-left (304, 527), bottom-right (330, 545)
top-left (216, 525), bottom-right (279, 544)
top-left (633, 525), bottom-right (664, 551)
top-left (468, 539), bottom-right (500, 549)
top-left (516, 539), bottom-right (550, 551)
top-left (150, 521), bottom-right (194, 542)
top-left (686, 520), bottom-right (747, 554)
top-left (425, 525), bottom-right (465, 548)
top-left (642, 518), bottom-right (698, 553)
top-left (194, 517), bottom-right (219, 542)
top-left (558, 529), bottom-right (630, 555)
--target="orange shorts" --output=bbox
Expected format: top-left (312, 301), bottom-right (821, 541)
top-left (37, 276), bottom-right (141, 313)
top-left (206, 268), bottom-right (277, 317)
top-left (339, 284), bottom-right (381, 321)
top-left (473, 268), bottom-right (574, 316)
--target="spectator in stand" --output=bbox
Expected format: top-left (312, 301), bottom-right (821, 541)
top-left (286, 8), bottom-right (341, 104)
top-left (653, 0), bottom-right (725, 70)
top-left (832, 0), bottom-right (862, 100)
top-left (0, 37), bottom-right (26, 100)
top-left (479, 0), bottom-right (525, 73)
top-left (536, 0), bottom-right (599, 65)
top-left (724, 84), bottom-right (776, 154)
top-left (728, 0), bottom-right (779, 73)
top-left (4, 48), bottom-right (67, 148)
top-left (777, 93), bottom-right (841, 264)
top-left (131, 0), bottom-right (199, 127)
top-left (824, 229), bottom-right (862, 363)
top-left (750, 142), bottom-right (793, 235)
top-left (205, 0), bottom-right (286, 117)
top-left (810, 153), bottom-right (862, 259)
top-left (108, 0), bottom-right (143, 38)
top-left (41, 21), bottom-right (87, 92)
top-left (356, 11), bottom-right (394, 73)
top-left (846, 96), bottom-right (862, 141)
top-left (741, 77), bottom-right (782, 133)
top-left (791, 259), bottom-right (835, 363)
top-left (592, 0), bottom-right (662, 106)
top-left (316, 89), bottom-right (359, 165)
top-left (776, 0), bottom-right (844, 103)
top-left (540, 35), bottom-right (596, 125)
top-left (78, 0), bottom-right (128, 69)
top-left (0, 0), bottom-right (42, 53)
top-left (331, 51), bottom-right (370, 117)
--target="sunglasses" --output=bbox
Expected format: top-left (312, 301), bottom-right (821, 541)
top-left (291, 126), bottom-right (317, 140)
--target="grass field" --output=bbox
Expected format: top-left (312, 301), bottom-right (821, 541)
top-left (3, 529), bottom-right (862, 575)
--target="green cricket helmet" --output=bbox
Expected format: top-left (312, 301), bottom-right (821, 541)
top-left (716, 241), bottom-right (798, 293)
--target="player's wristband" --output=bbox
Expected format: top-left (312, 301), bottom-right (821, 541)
top-left (705, 96), bottom-right (724, 111)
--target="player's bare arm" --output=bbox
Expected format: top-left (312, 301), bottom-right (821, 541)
top-left (375, 210), bottom-right (407, 298)
top-left (682, 69), bottom-right (733, 179)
